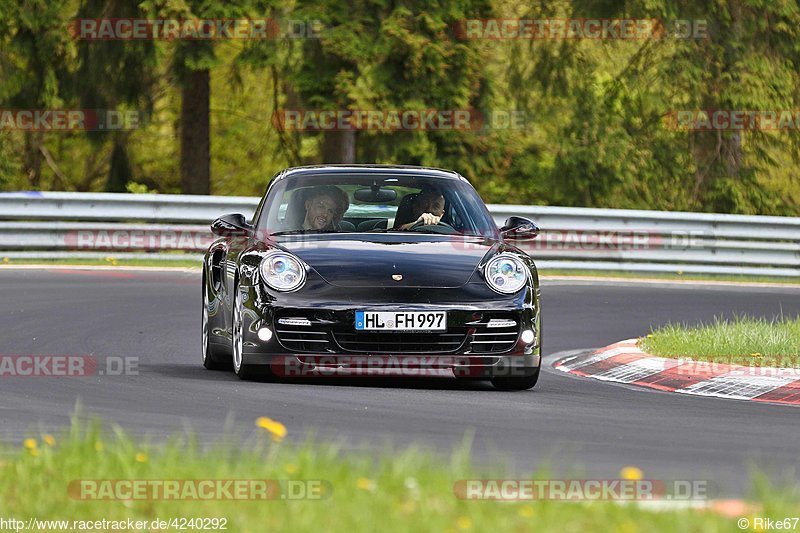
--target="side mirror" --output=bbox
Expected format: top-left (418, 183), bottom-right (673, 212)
top-left (500, 216), bottom-right (539, 240)
top-left (211, 213), bottom-right (253, 237)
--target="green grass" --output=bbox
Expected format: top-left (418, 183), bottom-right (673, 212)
top-left (640, 316), bottom-right (800, 367)
top-left (0, 419), bottom-right (795, 532)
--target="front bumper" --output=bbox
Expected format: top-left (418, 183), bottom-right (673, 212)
top-left (237, 281), bottom-right (541, 377)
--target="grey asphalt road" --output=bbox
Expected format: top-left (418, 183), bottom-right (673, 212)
top-left (2, 268), bottom-right (800, 496)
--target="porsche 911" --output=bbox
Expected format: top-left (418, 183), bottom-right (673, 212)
top-left (202, 165), bottom-right (541, 390)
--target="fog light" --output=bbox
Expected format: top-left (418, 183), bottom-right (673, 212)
top-left (257, 328), bottom-right (273, 342)
top-left (520, 329), bottom-right (535, 345)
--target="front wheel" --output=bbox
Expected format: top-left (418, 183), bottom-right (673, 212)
top-left (231, 286), bottom-right (269, 381)
top-left (491, 367), bottom-right (540, 391)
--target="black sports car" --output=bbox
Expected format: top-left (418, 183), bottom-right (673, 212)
top-left (202, 165), bottom-right (542, 390)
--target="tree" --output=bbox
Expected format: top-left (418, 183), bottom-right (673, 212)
top-left (506, 0), bottom-right (800, 213)
top-left (0, 0), bottom-right (73, 188)
top-left (661, 0), bottom-right (800, 213)
top-left (160, 0), bottom-right (273, 194)
top-left (176, 43), bottom-right (214, 194)
top-left (292, 0), bottom-right (493, 165)
top-left (73, 0), bottom-right (158, 193)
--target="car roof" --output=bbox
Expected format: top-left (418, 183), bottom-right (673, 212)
top-left (276, 165), bottom-right (466, 182)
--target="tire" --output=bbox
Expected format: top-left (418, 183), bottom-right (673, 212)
top-left (491, 367), bottom-right (540, 391)
top-left (491, 314), bottom-right (543, 391)
top-left (231, 285), bottom-right (267, 381)
top-left (202, 279), bottom-right (228, 370)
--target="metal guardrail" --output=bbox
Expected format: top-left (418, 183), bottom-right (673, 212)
top-left (1, 191), bottom-right (799, 277)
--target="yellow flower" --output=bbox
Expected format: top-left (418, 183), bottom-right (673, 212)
top-left (2, 257), bottom-right (9, 263)
top-left (135, 453), bottom-right (148, 463)
top-left (518, 506), bottom-right (535, 518)
top-left (750, 353), bottom-right (763, 358)
top-left (23, 438), bottom-right (37, 450)
top-left (255, 417), bottom-right (287, 442)
top-left (285, 464), bottom-right (298, 474)
top-left (619, 466), bottom-right (643, 480)
top-left (456, 517), bottom-right (472, 530)
top-left (356, 478), bottom-right (375, 491)
top-left (94, 442), bottom-right (104, 452)
top-left (646, 334), bottom-right (653, 338)
top-left (43, 435), bottom-right (56, 447)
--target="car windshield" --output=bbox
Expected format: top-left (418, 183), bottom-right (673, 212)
top-left (255, 172), bottom-right (500, 238)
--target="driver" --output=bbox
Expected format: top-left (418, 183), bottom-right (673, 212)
top-left (397, 189), bottom-right (445, 230)
top-left (302, 186), bottom-right (349, 230)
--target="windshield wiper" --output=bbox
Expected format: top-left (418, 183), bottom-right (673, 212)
top-left (390, 228), bottom-right (479, 236)
top-left (270, 229), bottom-right (341, 236)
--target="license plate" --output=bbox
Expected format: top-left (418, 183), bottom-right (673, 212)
top-left (355, 311), bottom-right (446, 331)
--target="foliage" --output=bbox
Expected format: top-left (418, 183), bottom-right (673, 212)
top-left (0, 0), bottom-right (799, 214)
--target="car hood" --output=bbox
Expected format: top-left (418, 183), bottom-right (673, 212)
top-left (278, 237), bottom-right (497, 288)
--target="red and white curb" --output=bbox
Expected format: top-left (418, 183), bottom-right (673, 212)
top-left (554, 340), bottom-right (800, 405)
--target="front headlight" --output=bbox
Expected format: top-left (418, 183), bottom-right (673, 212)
top-left (260, 251), bottom-right (306, 292)
top-left (484, 253), bottom-right (527, 294)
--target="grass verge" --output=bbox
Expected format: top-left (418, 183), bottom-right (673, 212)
top-left (0, 419), bottom-right (794, 532)
top-left (640, 316), bottom-right (800, 367)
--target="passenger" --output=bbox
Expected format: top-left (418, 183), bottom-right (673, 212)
top-left (302, 185), bottom-right (349, 230)
top-left (397, 189), bottom-right (445, 230)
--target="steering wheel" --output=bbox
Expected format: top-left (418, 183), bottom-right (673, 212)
top-left (409, 219), bottom-right (456, 234)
